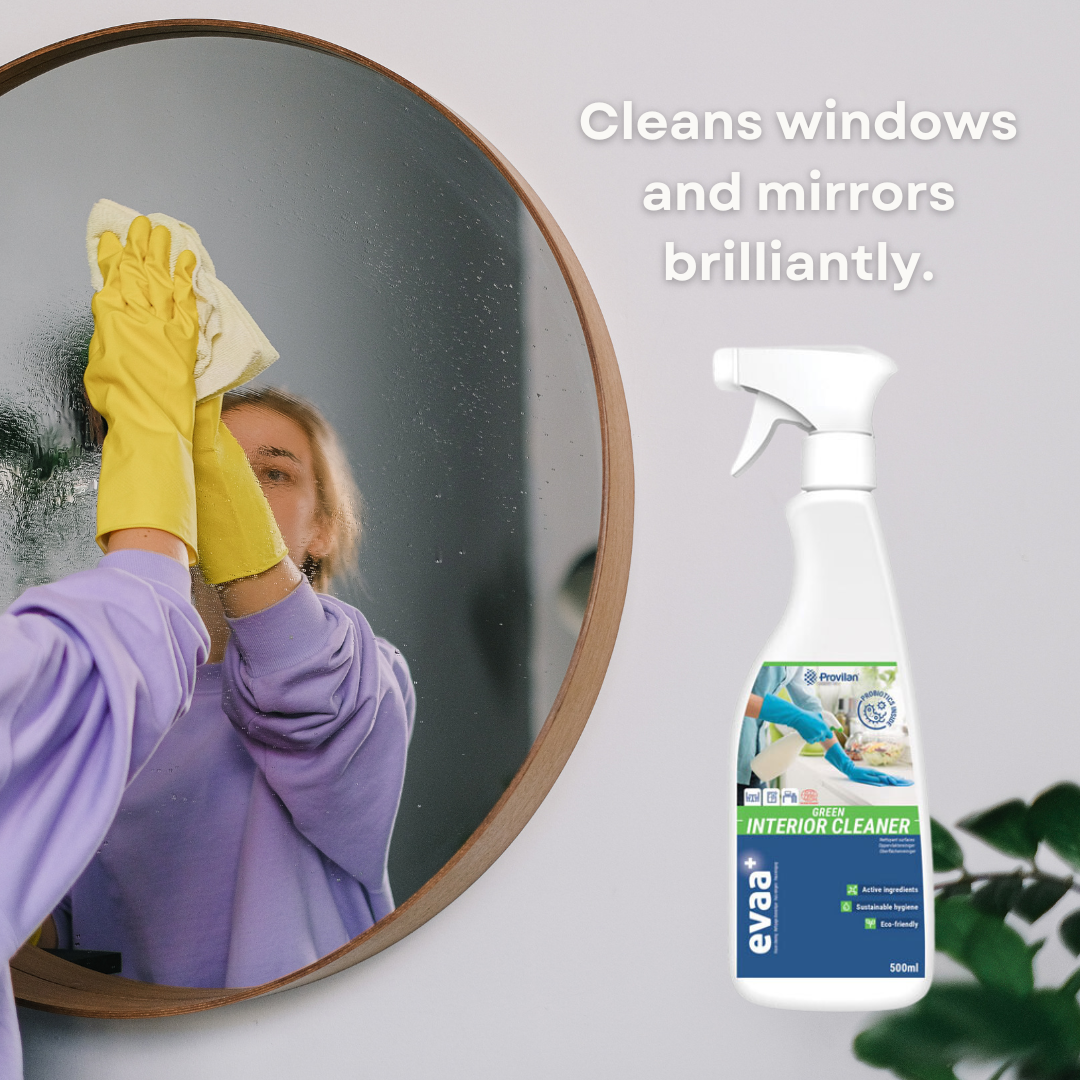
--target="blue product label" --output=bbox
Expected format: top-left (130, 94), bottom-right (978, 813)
top-left (737, 662), bottom-right (924, 978)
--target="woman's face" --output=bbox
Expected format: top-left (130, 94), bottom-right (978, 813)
top-left (222, 405), bottom-right (328, 568)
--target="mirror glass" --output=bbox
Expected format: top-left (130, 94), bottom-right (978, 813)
top-left (0, 36), bottom-right (601, 986)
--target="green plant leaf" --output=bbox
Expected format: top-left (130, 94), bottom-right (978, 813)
top-left (853, 1009), bottom-right (960, 1080)
top-left (1018, 1063), bottom-right (1080, 1080)
top-left (1015, 879), bottom-right (1073, 924)
top-left (935, 895), bottom-right (1034, 995)
top-left (959, 799), bottom-right (1039, 860)
top-left (972, 876), bottom-right (1025, 919)
top-left (932, 817), bottom-right (966, 872)
top-left (965, 916), bottom-right (1036, 995)
top-left (856, 983), bottom-right (1080, 1078)
top-left (938, 880), bottom-right (972, 900)
top-left (943, 985), bottom-right (1080, 1070)
top-left (1030, 784), bottom-right (1080, 870)
top-left (936, 895), bottom-right (981, 956)
top-left (1061, 911), bottom-right (1080, 957)
top-left (1062, 966), bottom-right (1080, 998)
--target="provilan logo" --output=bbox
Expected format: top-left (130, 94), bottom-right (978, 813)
top-left (803, 669), bottom-right (817, 685)
top-left (858, 690), bottom-right (897, 730)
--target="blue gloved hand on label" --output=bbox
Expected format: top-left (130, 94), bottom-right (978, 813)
top-left (825, 743), bottom-right (913, 787)
top-left (758, 693), bottom-right (833, 744)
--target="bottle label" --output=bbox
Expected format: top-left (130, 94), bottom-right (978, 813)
top-left (736, 662), bottom-right (925, 979)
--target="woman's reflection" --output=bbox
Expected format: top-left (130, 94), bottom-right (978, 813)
top-left (50, 386), bottom-right (415, 988)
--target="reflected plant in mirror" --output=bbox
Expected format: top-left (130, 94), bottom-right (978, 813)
top-left (0, 29), bottom-right (605, 993)
top-left (0, 312), bottom-right (102, 611)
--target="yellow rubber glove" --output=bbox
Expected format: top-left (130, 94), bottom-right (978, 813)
top-left (85, 217), bottom-right (199, 560)
top-left (193, 395), bottom-right (288, 584)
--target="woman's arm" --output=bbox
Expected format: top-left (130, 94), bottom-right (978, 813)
top-left (0, 557), bottom-right (205, 1071)
top-left (218, 557), bottom-right (304, 617)
top-left (786, 672), bottom-right (824, 716)
top-left (193, 557), bottom-right (304, 663)
top-left (107, 527), bottom-right (189, 564)
top-left (0, 552), bottom-right (207, 1071)
top-left (221, 581), bottom-right (414, 904)
top-left (0, 554), bottom-right (207, 937)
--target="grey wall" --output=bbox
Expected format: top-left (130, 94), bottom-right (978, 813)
top-left (13, 2), bottom-right (1080, 1079)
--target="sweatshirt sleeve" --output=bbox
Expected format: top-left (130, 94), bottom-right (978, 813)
top-left (0, 551), bottom-right (207, 1076)
top-left (221, 580), bottom-right (414, 895)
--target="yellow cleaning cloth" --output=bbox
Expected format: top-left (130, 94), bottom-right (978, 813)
top-left (86, 199), bottom-right (278, 401)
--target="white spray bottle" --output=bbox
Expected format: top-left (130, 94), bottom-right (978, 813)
top-left (717, 346), bottom-right (931, 1011)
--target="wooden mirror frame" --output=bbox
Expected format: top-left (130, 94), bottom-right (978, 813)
top-left (6, 20), bottom-right (633, 1019)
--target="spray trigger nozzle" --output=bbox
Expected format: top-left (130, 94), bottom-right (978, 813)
top-left (731, 392), bottom-right (811, 476)
top-left (714, 345), bottom-right (896, 490)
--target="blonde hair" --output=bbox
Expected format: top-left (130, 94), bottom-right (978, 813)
top-left (222, 386), bottom-right (361, 593)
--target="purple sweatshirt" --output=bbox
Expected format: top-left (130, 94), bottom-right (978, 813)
top-left (57, 579), bottom-right (415, 989)
top-left (0, 551), bottom-right (208, 1080)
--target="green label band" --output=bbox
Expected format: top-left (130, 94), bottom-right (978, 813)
top-left (737, 806), bottom-right (920, 836)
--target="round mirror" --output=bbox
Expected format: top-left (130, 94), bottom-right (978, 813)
top-left (5, 22), bottom-right (632, 1015)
